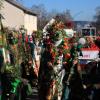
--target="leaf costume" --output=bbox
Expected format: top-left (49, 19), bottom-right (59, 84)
top-left (38, 20), bottom-right (71, 100)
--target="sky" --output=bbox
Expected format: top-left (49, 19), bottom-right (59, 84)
top-left (20, 0), bottom-right (100, 21)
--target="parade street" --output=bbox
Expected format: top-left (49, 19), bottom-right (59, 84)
top-left (26, 87), bottom-right (39, 100)
top-left (0, 0), bottom-right (100, 100)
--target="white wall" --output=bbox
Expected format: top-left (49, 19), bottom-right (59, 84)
top-left (24, 14), bottom-right (37, 35)
top-left (1, 1), bottom-right (24, 29)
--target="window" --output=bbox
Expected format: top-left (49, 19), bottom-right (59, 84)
top-left (82, 28), bottom-right (96, 36)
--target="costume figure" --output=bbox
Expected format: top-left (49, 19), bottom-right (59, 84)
top-left (38, 20), bottom-right (70, 100)
top-left (61, 37), bottom-right (87, 100)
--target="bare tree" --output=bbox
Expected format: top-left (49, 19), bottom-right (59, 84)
top-left (31, 4), bottom-right (49, 30)
top-left (55, 10), bottom-right (73, 23)
top-left (93, 7), bottom-right (100, 31)
top-left (31, 4), bottom-right (73, 30)
top-left (47, 9), bottom-right (59, 20)
top-left (0, 0), bottom-right (4, 10)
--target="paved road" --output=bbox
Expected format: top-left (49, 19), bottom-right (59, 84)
top-left (26, 87), bottom-right (39, 100)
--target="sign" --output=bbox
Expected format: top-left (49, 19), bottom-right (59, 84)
top-left (79, 50), bottom-right (99, 60)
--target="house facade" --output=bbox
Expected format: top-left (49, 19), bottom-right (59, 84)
top-left (0, 0), bottom-right (37, 34)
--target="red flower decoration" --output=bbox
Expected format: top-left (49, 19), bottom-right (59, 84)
top-left (65, 53), bottom-right (71, 59)
top-left (65, 21), bottom-right (73, 28)
top-left (25, 35), bottom-right (28, 43)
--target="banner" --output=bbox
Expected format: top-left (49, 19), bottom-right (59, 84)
top-left (79, 50), bottom-right (99, 60)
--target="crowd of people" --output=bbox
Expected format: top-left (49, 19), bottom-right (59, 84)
top-left (0, 20), bottom-right (100, 100)
top-left (37, 22), bottom-right (100, 100)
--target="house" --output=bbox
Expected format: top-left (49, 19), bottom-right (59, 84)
top-left (0, 0), bottom-right (37, 34)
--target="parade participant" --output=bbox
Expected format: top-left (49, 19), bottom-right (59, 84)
top-left (28, 35), bottom-right (35, 59)
top-left (38, 19), bottom-right (70, 100)
top-left (21, 58), bottom-right (35, 87)
top-left (61, 55), bottom-right (71, 100)
top-left (66, 41), bottom-right (85, 100)
top-left (0, 49), bottom-right (3, 100)
top-left (61, 37), bottom-right (84, 100)
top-left (0, 75), bottom-right (2, 100)
top-left (1, 65), bottom-right (21, 100)
top-left (34, 39), bottom-right (41, 78)
top-left (0, 49), bottom-right (4, 70)
top-left (20, 59), bottom-right (34, 99)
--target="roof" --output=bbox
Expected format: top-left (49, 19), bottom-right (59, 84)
top-left (5, 0), bottom-right (37, 16)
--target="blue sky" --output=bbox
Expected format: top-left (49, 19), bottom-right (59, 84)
top-left (20, 0), bottom-right (100, 21)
